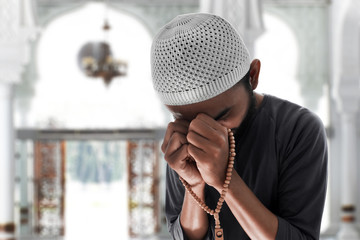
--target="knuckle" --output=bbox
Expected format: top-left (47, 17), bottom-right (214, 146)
top-left (213, 148), bottom-right (221, 158)
top-left (221, 126), bottom-right (228, 137)
top-left (212, 134), bottom-right (224, 145)
top-left (196, 113), bottom-right (206, 119)
top-left (220, 136), bottom-right (227, 148)
top-left (166, 160), bottom-right (176, 169)
top-left (187, 144), bottom-right (195, 156)
top-left (164, 152), bottom-right (171, 162)
top-left (167, 122), bottom-right (175, 130)
top-left (188, 119), bottom-right (198, 130)
top-left (164, 151), bottom-right (174, 165)
top-left (172, 131), bottom-right (182, 140)
top-left (186, 131), bottom-right (194, 142)
top-left (161, 143), bottom-right (166, 153)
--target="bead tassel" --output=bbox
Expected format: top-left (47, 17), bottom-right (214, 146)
top-left (179, 128), bottom-right (235, 240)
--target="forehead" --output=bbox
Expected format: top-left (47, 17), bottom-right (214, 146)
top-left (166, 84), bottom-right (247, 121)
top-left (167, 100), bottom-right (222, 121)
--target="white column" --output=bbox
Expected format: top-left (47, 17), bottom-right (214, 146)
top-left (0, 0), bottom-right (36, 238)
top-left (335, 0), bottom-right (360, 239)
top-left (0, 44), bottom-right (25, 240)
top-left (336, 108), bottom-right (360, 240)
top-left (336, 82), bottom-right (360, 239)
top-left (0, 83), bottom-right (16, 239)
top-left (340, 113), bottom-right (357, 208)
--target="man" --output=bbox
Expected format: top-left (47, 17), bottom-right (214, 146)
top-left (150, 13), bottom-right (327, 240)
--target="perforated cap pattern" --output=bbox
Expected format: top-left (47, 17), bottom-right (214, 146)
top-left (151, 13), bottom-right (250, 106)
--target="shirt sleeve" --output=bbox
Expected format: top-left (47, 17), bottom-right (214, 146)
top-left (276, 112), bottom-right (328, 239)
top-left (165, 165), bottom-right (213, 240)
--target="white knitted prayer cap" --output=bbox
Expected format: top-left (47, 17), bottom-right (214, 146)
top-left (151, 13), bottom-right (250, 106)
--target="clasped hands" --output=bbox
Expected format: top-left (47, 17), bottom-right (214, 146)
top-left (162, 113), bottom-right (230, 191)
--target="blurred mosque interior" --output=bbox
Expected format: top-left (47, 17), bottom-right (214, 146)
top-left (0, 0), bottom-right (360, 239)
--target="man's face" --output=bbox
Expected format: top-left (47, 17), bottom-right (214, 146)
top-left (166, 83), bottom-right (252, 131)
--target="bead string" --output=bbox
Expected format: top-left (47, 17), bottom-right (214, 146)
top-left (179, 128), bottom-right (236, 240)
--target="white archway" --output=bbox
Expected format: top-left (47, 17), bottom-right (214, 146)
top-left (254, 13), bottom-right (301, 106)
top-left (29, 2), bottom-right (167, 129)
top-left (25, 3), bottom-right (168, 239)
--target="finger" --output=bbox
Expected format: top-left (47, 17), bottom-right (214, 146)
top-left (196, 113), bottom-right (227, 133)
top-left (164, 132), bottom-right (188, 164)
top-left (196, 113), bottom-right (227, 138)
top-left (175, 119), bottom-right (191, 128)
top-left (188, 117), bottom-right (218, 141)
top-left (188, 116), bottom-right (228, 149)
top-left (162, 120), bottom-right (189, 153)
top-left (166, 143), bottom-right (189, 171)
top-left (188, 144), bottom-right (206, 164)
top-left (187, 130), bottom-right (209, 151)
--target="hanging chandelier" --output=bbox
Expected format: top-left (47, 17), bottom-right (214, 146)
top-left (77, 12), bottom-right (127, 85)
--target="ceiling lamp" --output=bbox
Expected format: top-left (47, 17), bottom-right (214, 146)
top-left (77, 11), bottom-right (127, 85)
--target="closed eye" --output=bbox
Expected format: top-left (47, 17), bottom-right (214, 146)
top-left (214, 107), bottom-right (231, 121)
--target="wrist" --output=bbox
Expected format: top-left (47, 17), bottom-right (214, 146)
top-left (190, 180), bottom-right (205, 191)
top-left (184, 176), bottom-right (205, 189)
top-left (215, 168), bottom-right (239, 194)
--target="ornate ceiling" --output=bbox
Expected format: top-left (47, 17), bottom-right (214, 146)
top-left (32, 0), bottom-right (199, 31)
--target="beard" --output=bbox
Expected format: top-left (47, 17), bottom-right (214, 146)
top-left (232, 90), bottom-right (257, 139)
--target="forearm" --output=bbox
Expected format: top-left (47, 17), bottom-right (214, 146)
top-left (223, 172), bottom-right (278, 240)
top-left (180, 182), bottom-right (209, 240)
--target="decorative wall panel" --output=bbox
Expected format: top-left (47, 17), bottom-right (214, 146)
top-left (34, 141), bottom-right (65, 236)
top-left (127, 140), bottom-right (160, 238)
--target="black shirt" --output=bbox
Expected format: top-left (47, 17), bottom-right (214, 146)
top-left (165, 94), bottom-right (328, 240)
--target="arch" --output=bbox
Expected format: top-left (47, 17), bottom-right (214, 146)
top-left (35, 2), bottom-right (155, 38)
top-left (258, 5), bottom-right (330, 112)
top-left (254, 12), bottom-right (302, 106)
top-left (30, 2), bottom-right (167, 128)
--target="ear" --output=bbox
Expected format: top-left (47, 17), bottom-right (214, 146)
top-left (249, 59), bottom-right (261, 90)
